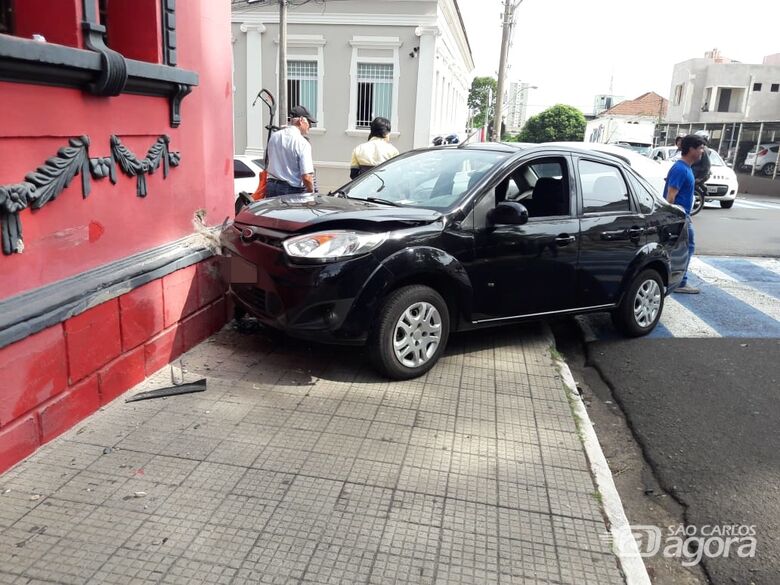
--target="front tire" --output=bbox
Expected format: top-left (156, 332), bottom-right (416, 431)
top-left (690, 187), bottom-right (705, 216)
top-left (369, 285), bottom-right (450, 380)
top-left (612, 269), bottom-right (664, 337)
top-left (720, 200), bottom-right (734, 209)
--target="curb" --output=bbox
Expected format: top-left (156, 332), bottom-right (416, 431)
top-left (544, 325), bottom-right (652, 585)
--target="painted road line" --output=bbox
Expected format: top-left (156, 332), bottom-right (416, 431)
top-left (732, 200), bottom-right (780, 210)
top-left (703, 257), bottom-right (780, 301)
top-left (672, 272), bottom-right (780, 337)
top-left (689, 258), bottom-right (780, 322)
top-left (746, 257), bottom-right (780, 278)
top-left (657, 295), bottom-right (720, 338)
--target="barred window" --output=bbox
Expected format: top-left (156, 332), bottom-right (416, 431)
top-left (287, 60), bottom-right (318, 124)
top-left (356, 63), bottom-right (393, 128)
top-left (0, 0), bottom-right (14, 34)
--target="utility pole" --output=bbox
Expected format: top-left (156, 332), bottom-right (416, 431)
top-left (278, 0), bottom-right (288, 124)
top-left (493, 0), bottom-right (520, 142)
top-left (483, 87), bottom-right (492, 142)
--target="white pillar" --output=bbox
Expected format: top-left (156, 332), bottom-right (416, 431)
top-left (241, 23), bottom-right (266, 157)
top-left (414, 26), bottom-right (440, 148)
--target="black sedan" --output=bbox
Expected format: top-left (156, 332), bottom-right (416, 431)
top-left (221, 143), bottom-right (690, 379)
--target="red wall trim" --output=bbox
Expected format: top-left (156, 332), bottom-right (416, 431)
top-left (0, 260), bottom-right (228, 474)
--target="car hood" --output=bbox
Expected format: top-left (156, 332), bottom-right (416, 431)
top-left (235, 194), bottom-right (443, 233)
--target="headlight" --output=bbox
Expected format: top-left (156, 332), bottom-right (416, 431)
top-left (283, 230), bottom-right (387, 260)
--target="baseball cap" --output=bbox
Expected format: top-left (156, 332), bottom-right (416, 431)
top-left (289, 105), bottom-right (317, 124)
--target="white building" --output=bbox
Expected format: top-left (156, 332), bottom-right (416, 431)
top-left (585, 92), bottom-right (667, 149)
top-left (592, 94), bottom-right (624, 117)
top-left (506, 81), bottom-right (534, 133)
top-left (666, 49), bottom-right (780, 124)
top-left (231, 0), bottom-right (473, 192)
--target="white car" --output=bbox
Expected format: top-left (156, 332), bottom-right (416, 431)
top-left (743, 143), bottom-right (779, 176)
top-left (552, 142), bottom-right (669, 196)
top-left (233, 155), bottom-right (264, 197)
top-left (650, 146), bottom-right (739, 209)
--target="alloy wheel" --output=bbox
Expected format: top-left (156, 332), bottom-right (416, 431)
top-left (393, 301), bottom-right (442, 368)
top-left (633, 279), bottom-right (661, 328)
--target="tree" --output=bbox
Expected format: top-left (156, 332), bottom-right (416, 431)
top-left (518, 104), bottom-right (586, 143)
top-left (467, 76), bottom-right (497, 129)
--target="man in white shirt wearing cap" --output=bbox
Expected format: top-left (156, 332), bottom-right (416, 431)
top-left (265, 105), bottom-right (317, 196)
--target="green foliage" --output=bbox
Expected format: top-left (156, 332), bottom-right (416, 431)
top-left (518, 104), bottom-right (587, 143)
top-left (467, 76), bottom-right (497, 129)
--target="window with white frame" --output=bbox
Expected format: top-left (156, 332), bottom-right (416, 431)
top-left (287, 60), bottom-right (318, 124)
top-left (356, 63), bottom-right (393, 128)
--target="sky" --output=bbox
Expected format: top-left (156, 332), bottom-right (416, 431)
top-left (458, 0), bottom-right (780, 118)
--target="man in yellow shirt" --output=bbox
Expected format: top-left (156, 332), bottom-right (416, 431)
top-left (349, 117), bottom-right (399, 179)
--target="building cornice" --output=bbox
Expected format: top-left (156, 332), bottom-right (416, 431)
top-left (232, 13), bottom-right (436, 28)
top-left (438, 0), bottom-right (474, 71)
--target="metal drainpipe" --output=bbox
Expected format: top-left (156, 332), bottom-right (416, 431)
top-left (718, 123), bottom-right (726, 155)
top-left (751, 122), bottom-right (764, 177)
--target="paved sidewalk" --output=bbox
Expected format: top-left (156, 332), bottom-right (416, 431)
top-left (1, 322), bottom-right (625, 584)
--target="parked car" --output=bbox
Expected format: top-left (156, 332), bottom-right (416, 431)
top-left (743, 143), bottom-right (779, 176)
top-left (221, 143), bottom-right (689, 379)
top-left (233, 155), bottom-right (264, 198)
top-left (650, 146), bottom-right (739, 209)
top-left (571, 142), bottom-right (668, 195)
top-left (612, 141), bottom-right (653, 157)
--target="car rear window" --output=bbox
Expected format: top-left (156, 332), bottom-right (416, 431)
top-left (234, 159), bottom-right (256, 179)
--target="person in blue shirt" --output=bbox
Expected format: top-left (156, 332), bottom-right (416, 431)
top-left (663, 134), bottom-right (706, 294)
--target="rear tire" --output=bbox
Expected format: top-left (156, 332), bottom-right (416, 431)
top-left (763, 163), bottom-right (776, 177)
top-left (369, 285), bottom-right (450, 380)
top-left (720, 200), bottom-right (734, 209)
top-left (612, 269), bottom-right (664, 337)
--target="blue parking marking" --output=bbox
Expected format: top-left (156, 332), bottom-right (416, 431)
top-left (703, 257), bottom-right (780, 301)
top-left (665, 272), bottom-right (780, 338)
top-left (578, 257), bottom-right (780, 341)
top-left (646, 321), bottom-right (673, 339)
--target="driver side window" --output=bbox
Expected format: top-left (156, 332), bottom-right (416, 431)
top-left (470, 157), bottom-right (571, 227)
top-left (495, 158), bottom-right (570, 219)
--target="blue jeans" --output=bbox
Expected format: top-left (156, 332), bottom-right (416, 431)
top-left (680, 221), bottom-right (695, 287)
top-left (266, 179), bottom-right (305, 197)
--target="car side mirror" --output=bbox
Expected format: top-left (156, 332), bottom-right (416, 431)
top-left (487, 201), bottom-right (529, 226)
top-left (653, 152), bottom-right (663, 161)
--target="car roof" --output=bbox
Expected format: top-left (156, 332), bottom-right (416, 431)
top-left (436, 142), bottom-right (529, 153)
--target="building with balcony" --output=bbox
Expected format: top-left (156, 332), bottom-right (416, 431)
top-left (666, 49), bottom-right (780, 125)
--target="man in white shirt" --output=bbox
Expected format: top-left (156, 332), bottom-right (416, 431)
top-left (266, 105), bottom-right (316, 196)
top-left (349, 117), bottom-right (400, 179)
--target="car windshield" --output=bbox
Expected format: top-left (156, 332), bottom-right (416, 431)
top-left (708, 150), bottom-right (726, 165)
top-left (344, 149), bottom-right (509, 210)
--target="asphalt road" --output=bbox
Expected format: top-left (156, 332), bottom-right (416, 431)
top-left (570, 190), bottom-right (780, 584)
top-left (694, 192), bottom-right (780, 257)
top-left (587, 338), bottom-right (780, 585)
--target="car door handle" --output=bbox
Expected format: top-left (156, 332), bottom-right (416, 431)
top-left (628, 226), bottom-right (645, 240)
top-left (555, 234), bottom-right (576, 246)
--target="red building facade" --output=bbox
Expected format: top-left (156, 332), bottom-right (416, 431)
top-left (0, 1), bottom-right (234, 472)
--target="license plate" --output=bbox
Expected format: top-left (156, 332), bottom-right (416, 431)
top-left (228, 255), bottom-right (257, 284)
top-left (707, 186), bottom-right (719, 194)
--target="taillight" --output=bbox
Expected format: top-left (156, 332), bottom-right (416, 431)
top-left (758, 148), bottom-right (768, 156)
